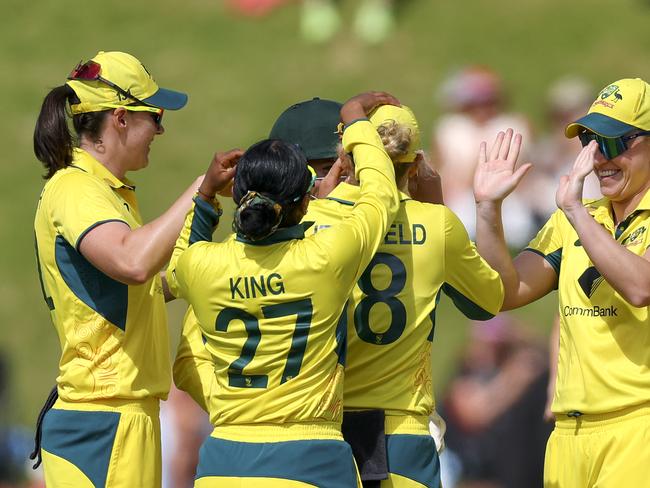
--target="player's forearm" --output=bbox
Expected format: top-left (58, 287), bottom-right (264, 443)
top-left (173, 311), bottom-right (217, 413)
top-left (475, 201), bottom-right (521, 309)
top-left (564, 206), bottom-right (650, 306)
top-left (544, 316), bottom-right (560, 421)
top-left (115, 177), bottom-right (202, 283)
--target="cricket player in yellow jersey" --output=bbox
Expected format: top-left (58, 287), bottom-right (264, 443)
top-left (167, 92), bottom-right (401, 487)
top-left (171, 99), bottom-right (343, 424)
top-left (31, 51), bottom-right (208, 487)
top-left (473, 78), bottom-right (650, 488)
top-left (297, 104), bottom-right (503, 488)
top-left (172, 98), bottom-right (347, 413)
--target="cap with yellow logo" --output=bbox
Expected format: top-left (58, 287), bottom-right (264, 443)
top-left (368, 104), bottom-right (420, 163)
top-left (565, 78), bottom-right (650, 138)
top-left (65, 51), bottom-right (188, 115)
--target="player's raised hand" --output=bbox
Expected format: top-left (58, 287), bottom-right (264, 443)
top-left (555, 140), bottom-right (597, 213)
top-left (316, 158), bottom-right (348, 198)
top-left (199, 149), bottom-right (244, 199)
top-left (473, 129), bottom-right (532, 204)
top-left (340, 91), bottom-right (401, 125)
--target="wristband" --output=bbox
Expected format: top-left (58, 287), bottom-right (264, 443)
top-left (195, 192), bottom-right (223, 217)
top-left (197, 188), bottom-right (216, 200)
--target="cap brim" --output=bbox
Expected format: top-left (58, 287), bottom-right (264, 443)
top-left (565, 112), bottom-right (636, 138)
top-left (143, 87), bottom-right (188, 110)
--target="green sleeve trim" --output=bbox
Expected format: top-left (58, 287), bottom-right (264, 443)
top-left (325, 197), bottom-right (355, 206)
top-left (189, 196), bottom-right (221, 245)
top-left (75, 219), bottom-right (130, 251)
top-left (343, 118), bottom-right (369, 131)
top-left (524, 247), bottom-right (562, 275)
top-left (441, 283), bottom-right (495, 321)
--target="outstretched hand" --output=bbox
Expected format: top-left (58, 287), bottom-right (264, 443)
top-left (473, 129), bottom-right (532, 204)
top-left (199, 149), bottom-right (244, 199)
top-left (555, 140), bottom-right (597, 213)
top-left (340, 91), bottom-right (401, 126)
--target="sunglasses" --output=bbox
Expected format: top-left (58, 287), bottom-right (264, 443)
top-left (291, 165), bottom-right (317, 203)
top-left (578, 130), bottom-right (650, 159)
top-left (69, 60), bottom-right (148, 106)
top-left (147, 109), bottom-right (164, 128)
top-left (69, 60), bottom-right (164, 127)
top-left (306, 165), bottom-right (317, 193)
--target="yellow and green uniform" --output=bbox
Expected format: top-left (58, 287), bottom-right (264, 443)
top-left (34, 148), bottom-right (170, 487)
top-left (304, 183), bottom-right (503, 488)
top-left (526, 192), bottom-right (650, 488)
top-left (167, 120), bottom-right (399, 488)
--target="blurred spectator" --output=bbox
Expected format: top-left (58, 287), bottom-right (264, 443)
top-left (439, 315), bottom-right (552, 488)
top-left (432, 66), bottom-right (536, 248)
top-left (301, 0), bottom-right (396, 44)
top-left (226, 0), bottom-right (291, 16)
top-left (527, 76), bottom-right (601, 227)
top-left (161, 386), bottom-right (211, 488)
top-left (0, 353), bottom-right (44, 488)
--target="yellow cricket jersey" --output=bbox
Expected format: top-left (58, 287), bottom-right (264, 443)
top-left (167, 120), bottom-right (399, 427)
top-left (527, 191), bottom-right (650, 415)
top-left (34, 148), bottom-right (170, 402)
top-left (304, 184), bottom-right (504, 416)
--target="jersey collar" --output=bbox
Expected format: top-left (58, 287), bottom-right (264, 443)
top-left (586, 188), bottom-right (650, 227)
top-left (325, 182), bottom-right (410, 205)
top-left (70, 148), bottom-right (136, 190)
top-left (236, 221), bottom-right (315, 246)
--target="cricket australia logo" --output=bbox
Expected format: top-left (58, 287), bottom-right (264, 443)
top-left (621, 226), bottom-right (646, 247)
top-left (599, 84), bottom-right (623, 102)
top-left (578, 266), bottom-right (604, 298)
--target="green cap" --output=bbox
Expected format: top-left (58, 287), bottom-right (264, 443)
top-left (269, 98), bottom-right (342, 160)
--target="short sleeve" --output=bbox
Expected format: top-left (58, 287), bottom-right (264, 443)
top-left (48, 172), bottom-right (130, 250)
top-left (525, 209), bottom-right (565, 275)
top-left (443, 207), bottom-right (504, 319)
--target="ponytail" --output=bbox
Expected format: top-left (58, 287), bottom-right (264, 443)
top-left (34, 85), bottom-right (75, 179)
top-left (33, 85), bottom-right (108, 179)
top-left (377, 120), bottom-right (412, 162)
top-left (377, 120), bottom-right (415, 183)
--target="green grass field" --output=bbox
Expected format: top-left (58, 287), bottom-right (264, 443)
top-left (1, 0), bottom-right (649, 426)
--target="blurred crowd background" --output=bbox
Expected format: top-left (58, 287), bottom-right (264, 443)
top-left (2, 0), bottom-right (650, 486)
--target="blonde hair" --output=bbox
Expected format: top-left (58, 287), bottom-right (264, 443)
top-left (336, 124), bottom-right (414, 186)
top-left (376, 120), bottom-right (413, 162)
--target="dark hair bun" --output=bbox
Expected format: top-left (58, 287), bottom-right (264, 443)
top-left (235, 198), bottom-right (281, 241)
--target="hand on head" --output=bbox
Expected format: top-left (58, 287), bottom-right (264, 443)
top-left (199, 149), bottom-right (244, 199)
top-left (340, 91), bottom-right (401, 126)
top-left (473, 128), bottom-right (532, 205)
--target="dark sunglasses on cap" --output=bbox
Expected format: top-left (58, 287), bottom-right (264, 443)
top-left (68, 60), bottom-right (148, 106)
top-left (69, 60), bottom-right (164, 127)
top-left (578, 130), bottom-right (650, 159)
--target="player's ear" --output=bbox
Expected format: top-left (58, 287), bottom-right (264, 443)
top-left (110, 107), bottom-right (129, 130)
top-left (300, 194), bottom-right (310, 214)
